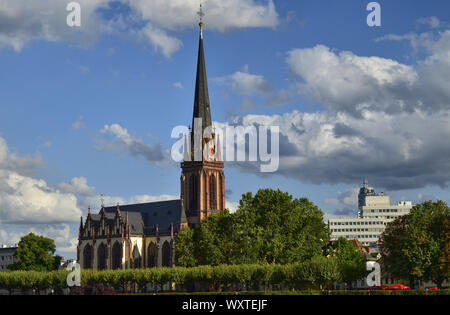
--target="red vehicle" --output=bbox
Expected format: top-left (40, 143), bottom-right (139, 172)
top-left (385, 284), bottom-right (411, 290)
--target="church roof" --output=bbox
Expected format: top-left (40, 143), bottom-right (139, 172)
top-left (192, 24), bottom-right (212, 131)
top-left (97, 199), bottom-right (183, 235)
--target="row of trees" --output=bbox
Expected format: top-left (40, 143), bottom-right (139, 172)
top-left (0, 259), bottom-right (349, 293)
top-left (380, 201), bottom-right (450, 288)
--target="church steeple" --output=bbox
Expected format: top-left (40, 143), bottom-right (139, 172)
top-left (181, 6), bottom-right (225, 228)
top-left (192, 16), bottom-right (212, 132)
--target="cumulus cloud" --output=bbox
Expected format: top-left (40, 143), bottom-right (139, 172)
top-left (0, 170), bottom-right (82, 224)
top-left (0, 137), bottom-right (43, 177)
top-left (57, 177), bottom-right (96, 197)
top-left (0, 0), bottom-right (279, 57)
top-left (287, 45), bottom-right (419, 116)
top-left (96, 124), bottom-right (167, 164)
top-left (0, 0), bottom-right (108, 52)
top-left (225, 107), bottom-right (450, 190)
top-left (325, 188), bottom-right (359, 216)
top-left (0, 136), bottom-right (82, 224)
top-left (128, 0), bottom-right (279, 32)
top-left (138, 23), bottom-right (183, 58)
top-left (215, 70), bottom-right (291, 110)
top-left (295, 29), bottom-right (450, 117)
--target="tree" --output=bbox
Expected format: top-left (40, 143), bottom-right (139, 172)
top-left (174, 227), bottom-right (196, 267)
top-left (175, 189), bottom-right (330, 266)
top-left (236, 189), bottom-right (330, 264)
top-left (380, 201), bottom-right (450, 288)
top-left (325, 238), bottom-right (367, 288)
top-left (9, 233), bottom-right (59, 272)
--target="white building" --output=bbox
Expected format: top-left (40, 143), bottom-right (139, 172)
top-left (328, 180), bottom-right (413, 248)
top-left (0, 245), bottom-right (18, 272)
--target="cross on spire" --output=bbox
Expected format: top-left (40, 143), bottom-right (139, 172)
top-left (197, 3), bottom-right (205, 38)
top-left (197, 3), bottom-right (205, 24)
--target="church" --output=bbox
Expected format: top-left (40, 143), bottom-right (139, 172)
top-left (77, 20), bottom-right (226, 270)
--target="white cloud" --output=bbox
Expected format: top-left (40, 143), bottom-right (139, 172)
top-left (286, 45), bottom-right (418, 116)
top-left (0, 137), bottom-right (43, 177)
top-left (128, 0), bottom-right (279, 33)
top-left (226, 201), bottom-right (239, 213)
top-left (215, 70), bottom-right (291, 109)
top-left (0, 136), bottom-right (82, 224)
top-left (173, 82), bottom-right (183, 89)
top-left (138, 23), bottom-right (183, 58)
top-left (0, 0), bottom-right (108, 52)
top-left (97, 124), bottom-right (168, 165)
top-left (0, 0), bottom-right (279, 57)
top-left (417, 16), bottom-right (441, 29)
top-left (57, 177), bottom-right (96, 197)
top-left (0, 170), bottom-right (81, 224)
top-left (226, 106), bottom-right (450, 190)
top-left (72, 116), bottom-right (86, 130)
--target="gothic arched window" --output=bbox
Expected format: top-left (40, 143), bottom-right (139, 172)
top-left (162, 241), bottom-right (171, 267)
top-left (97, 243), bottom-right (107, 270)
top-left (112, 242), bottom-right (122, 270)
top-left (209, 174), bottom-right (217, 210)
top-left (132, 245), bottom-right (140, 269)
top-left (148, 242), bottom-right (157, 268)
top-left (83, 244), bottom-right (92, 269)
top-left (189, 174), bottom-right (198, 210)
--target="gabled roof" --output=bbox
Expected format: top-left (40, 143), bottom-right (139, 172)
top-left (92, 199), bottom-right (183, 235)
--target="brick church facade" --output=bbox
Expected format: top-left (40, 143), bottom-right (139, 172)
top-left (77, 21), bottom-right (225, 270)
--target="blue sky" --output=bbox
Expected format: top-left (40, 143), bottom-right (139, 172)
top-left (0, 0), bottom-right (450, 257)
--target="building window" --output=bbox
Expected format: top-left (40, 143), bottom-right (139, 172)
top-left (112, 242), bottom-right (122, 270)
top-left (189, 174), bottom-right (198, 210)
top-left (83, 244), bottom-right (92, 269)
top-left (209, 174), bottom-right (217, 210)
top-left (97, 243), bottom-right (107, 270)
top-left (162, 241), bottom-right (171, 267)
top-left (148, 242), bottom-right (157, 268)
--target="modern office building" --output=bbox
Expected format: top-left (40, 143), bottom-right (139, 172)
top-left (0, 245), bottom-right (18, 272)
top-left (328, 180), bottom-right (413, 248)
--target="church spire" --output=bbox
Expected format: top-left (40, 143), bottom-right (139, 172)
top-left (192, 4), bottom-right (212, 132)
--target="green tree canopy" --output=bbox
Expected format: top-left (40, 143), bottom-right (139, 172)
top-left (175, 188), bottom-right (330, 266)
top-left (324, 237), bottom-right (367, 287)
top-left (9, 233), bottom-right (59, 272)
top-left (380, 200), bottom-right (450, 288)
